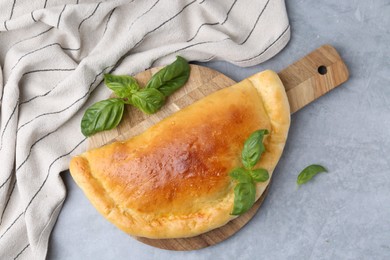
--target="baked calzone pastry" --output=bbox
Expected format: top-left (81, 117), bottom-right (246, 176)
top-left (69, 70), bottom-right (290, 239)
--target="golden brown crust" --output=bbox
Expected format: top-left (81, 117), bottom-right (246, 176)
top-left (69, 70), bottom-right (290, 238)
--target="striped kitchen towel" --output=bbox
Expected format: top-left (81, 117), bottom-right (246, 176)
top-left (0, 0), bottom-right (290, 259)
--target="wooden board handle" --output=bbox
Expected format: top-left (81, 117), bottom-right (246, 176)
top-left (278, 45), bottom-right (349, 113)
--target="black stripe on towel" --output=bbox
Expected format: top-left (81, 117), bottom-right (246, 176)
top-left (112, 0), bottom-right (196, 72)
top-left (16, 66), bottom-right (109, 133)
top-left (186, 22), bottom-right (219, 42)
top-left (11, 43), bottom-right (80, 71)
top-left (11, 28), bottom-right (53, 49)
top-left (14, 244), bottom-right (30, 260)
top-left (16, 132), bottom-right (57, 171)
top-left (0, 137), bottom-right (86, 240)
top-left (4, 21), bottom-right (9, 31)
top-left (1, 66), bottom-right (108, 197)
top-left (236, 24), bottom-right (290, 62)
top-left (22, 68), bottom-right (75, 77)
top-left (0, 178), bottom-right (17, 226)
top-left (221, 0), bottom-right (238, 25)
top-left (10, 0), bottom-right (17, 19)
top-left (240, 0), bottom-right (270, 45)
top-left (157, 38), bottom-right (229, 64)
top-left (187, 0), bottom-right (237, 42)
top-left (128, 0), bottom-right (159, 31)
top-left (31, 11), bottom-right (37, 22)
top-left (0, 100), bottom-right (19, 152)
top-left (133, 0), bottom-right (196, 49)
top-left (78, 2), bottom-right (102, 31)
top-left (103, 7), bottom-right (116, 35)
top-left (19, 82), bottom-right (61, 105)
top-left (15, 66), bottom-right (110, 172)
top-left (0, 212), bottom-right (23, 239)
top-left (0, 171), bottom-right (12, 189)
top-left (25, 137), bottom-right (87, 211)
top-left (57, 5), bottom-right (67, 28)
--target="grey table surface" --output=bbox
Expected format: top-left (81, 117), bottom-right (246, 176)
top-left (48, 1), bottom-right (390, 259)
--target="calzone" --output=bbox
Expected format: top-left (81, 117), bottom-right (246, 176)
top-left (69, 70), bottom-right (290, 239)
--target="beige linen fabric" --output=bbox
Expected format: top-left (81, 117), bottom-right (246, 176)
top-left (0, 0), bottom-right (290, 258)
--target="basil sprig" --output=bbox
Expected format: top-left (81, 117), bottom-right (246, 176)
top-left (232, 183), bottom-right (256, 216)
top-left (297, 164), bottom-right (327, 185)
top-left (146, 56), bottom-right (190, 96)
top-left (81, 98), bottom-right (125, 137)
top-left (81, 56), bottom-right (190, 137)
top-left (104, 74), bottom-right (140, 98)
top-left (131, 88), bottom-right (166, 114)
top-left (241, 129), bottom-right (269, 169)
top-left (230, 129), bottom-right (270, 215)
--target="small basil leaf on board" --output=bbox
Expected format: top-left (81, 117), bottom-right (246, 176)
top-left (81, 98), bottom-right (125, 137)
top-left (104, 74), bottom-right (140, 98)
top-left (241, 129), bottom-right (269, 169)
top-left (229, 168), bottom-right (252, 183)
top-left (130, 88), bottom-right (165, 114)
top-left (145, 56), bottom-right (190, 97)
top-left (250, 168), bottom-right (269, 182)
top-left (297, 164), bottom-right (327, 185)
top-left (231, 183), bottom-right (256, 215)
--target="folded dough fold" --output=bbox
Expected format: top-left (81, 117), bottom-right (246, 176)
top-left (69, 70), bottom-right (290, 239)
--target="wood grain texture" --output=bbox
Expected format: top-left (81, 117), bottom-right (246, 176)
top-left (87, 45), bottom-right (349, 250)
top-left (279, 45), bottom-right (349, 113)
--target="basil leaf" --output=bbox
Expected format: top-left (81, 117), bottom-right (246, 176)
top-left (229, 168), bottom-right (252, 183)
top-left (250, 168), bottom-right (269, 182)
top-left (131, 88), bottom-right (165, 114)
top-left (241, 129), bottom-right (269, 169)
top-left (145, 56), bottom-right (190, 97)
top-left (297, 164), bottom-right (327, 185)
top-left (104, 74), bottom-right (140, 98)
top-left (231, 183), bottom-right (256, 215)
top-left (81, 98), bottom-right (125, 137)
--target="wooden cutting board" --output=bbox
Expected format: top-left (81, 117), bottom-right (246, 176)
top-left (87, 45), bottom-right (349, 250)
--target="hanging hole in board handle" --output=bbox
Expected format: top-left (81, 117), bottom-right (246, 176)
top-left (318, 65), bottom-right (327, 75)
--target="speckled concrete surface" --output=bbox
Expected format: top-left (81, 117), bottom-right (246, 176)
top-left (48, 1), bottom-right (390, 259)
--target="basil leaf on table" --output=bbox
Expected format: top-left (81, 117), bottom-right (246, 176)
top-left (130, 88), bottom-right (166, 114)
top-left (81, 98), bottom-right (125, 137)
top-left (229, 168), bottom-right (253, 183)
top-left (250, 168), bottom-right (269, 182)
top-left (241, 129), bottom-right (269, 169)
top-left (104, 74), bottom-right (140, 98)
top-left (297, 164), bottom-right (327, 185)
top-left (146, 56), bottom-right (190, 97)
top-left (231, 183), bottom-right (256, 215)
